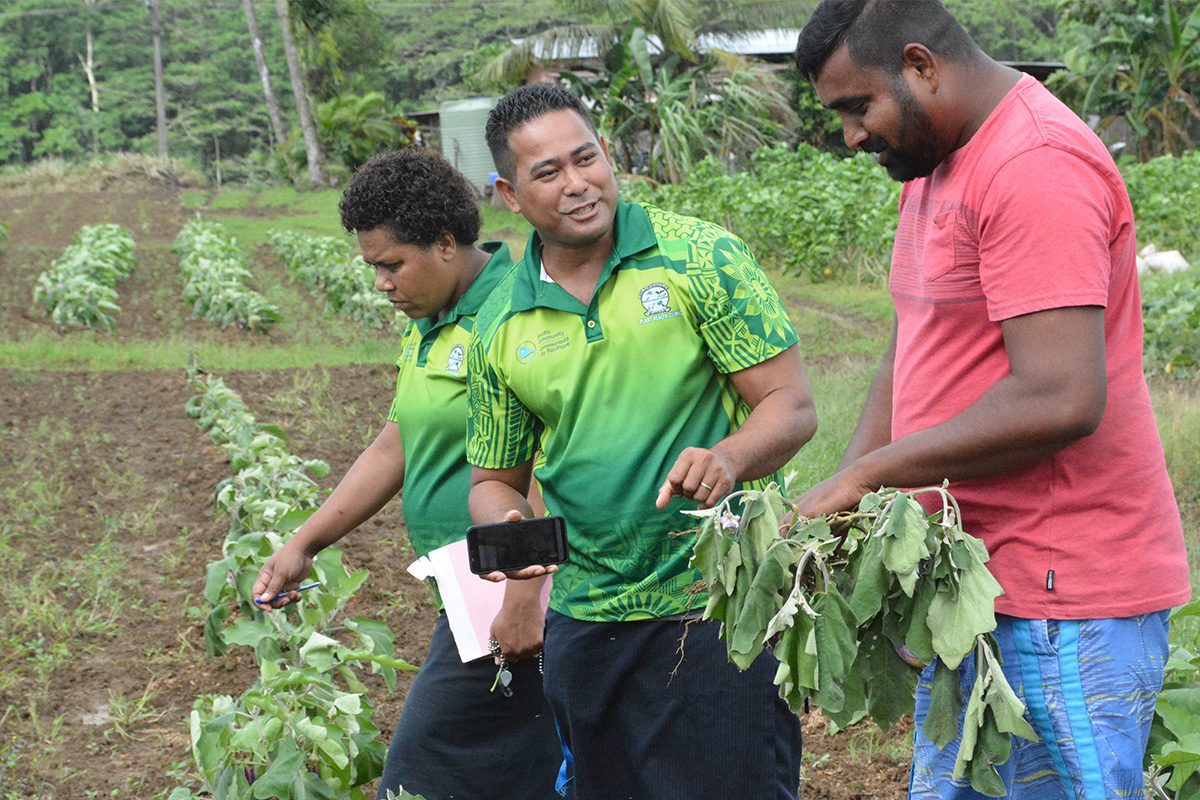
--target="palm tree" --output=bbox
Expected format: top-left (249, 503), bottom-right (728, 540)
top-left (481, 0), bottom-right (811, 183)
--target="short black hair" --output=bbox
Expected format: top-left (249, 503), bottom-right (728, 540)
top-left (338, 148), bottom-right (481, 247)
top-left (485, 83), bottom-right (599, 182)
top-left (795, 0), bottom-right (978, 83)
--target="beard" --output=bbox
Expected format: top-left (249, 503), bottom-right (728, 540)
top-left (865, 82), bottom-right (942, 182)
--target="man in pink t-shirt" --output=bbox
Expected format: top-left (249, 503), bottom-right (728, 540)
top-left (794, 1), bottom-right (1191, 798)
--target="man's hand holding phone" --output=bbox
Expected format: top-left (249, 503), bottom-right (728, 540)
top-left (468, 510), bottom-right (569, 583)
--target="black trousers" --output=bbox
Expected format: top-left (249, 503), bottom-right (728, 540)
top-left (542, 610), bottom-right (802, 800)
top-left (376, 613), bottom-right (563, 800)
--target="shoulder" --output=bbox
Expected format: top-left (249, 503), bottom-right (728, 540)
top-left (637, 203), bottom-right (753, 272)
top-left (641, 203), bottom-right (739, 248)
top-left (472, 260), bottom-right (524, 349)
top-left (985, 79), bottom-right (1121, 189)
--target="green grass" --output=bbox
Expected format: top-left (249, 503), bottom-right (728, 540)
top-left (0, 331), bottom-right (402, 371)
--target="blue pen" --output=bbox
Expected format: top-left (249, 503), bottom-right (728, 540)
top-left (255, 581), bottom-right (322, 604)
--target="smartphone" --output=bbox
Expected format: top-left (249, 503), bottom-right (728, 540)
top-left (466, 516), bottom-right (569, 575)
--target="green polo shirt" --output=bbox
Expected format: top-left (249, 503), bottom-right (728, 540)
top-left (467, 203), bottom-right (798, 622)
top-left (387, 241), bottom-right (513, 560)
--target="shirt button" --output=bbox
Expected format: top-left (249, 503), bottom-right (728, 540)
top-left (586, 320), bottom-right (596, 329)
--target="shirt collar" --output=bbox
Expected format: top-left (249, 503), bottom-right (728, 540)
top-left (512, 202), bottom-right (658, 312)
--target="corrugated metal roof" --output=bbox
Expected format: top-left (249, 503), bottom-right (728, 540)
top-left (518, 28), bottom-right (804, 61)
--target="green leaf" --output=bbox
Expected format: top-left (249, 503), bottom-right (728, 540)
top-left (966, 750), bottom-right (1007, 797)
top-left (251, 739), bottom-right (305, 799)
top-left (1158, 686), bottom-right (1200, 740)
top-left (222, 619), bottom-right (274, 650)
top-left (862, 629), bottom-right (917, 731)
top-left (980, 643), bottom-right (1036, 742)
top-left (811, 586), bottom-right (858, 714)
top-left (300, 632), bottom-right (343, 672)
top-left (904, 577), bottom-right (937, 666)
top-left (729, 544), bottom-right (793, 666)
top-left (927, 562), bottom-right (1002, 670)
top-left (275, 506), bottom-right (316, 533)
top-left (924, 659), bottom-right (964, 749)
top-left (847, 535), bottom-right (889, 624)
top-left (204, 605), bottom-right (231, 658)
top-left (1157, 733), bottom-right (1200, 791)
top-left (953, 657), bottom-right (989, 780)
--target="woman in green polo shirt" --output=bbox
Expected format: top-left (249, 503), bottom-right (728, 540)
top-left (252, 149), bottom-right (561, 800)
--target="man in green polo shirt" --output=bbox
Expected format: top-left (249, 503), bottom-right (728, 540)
top-left (252, 149), bottom-right (561, 800)
top-left (466, 84), bottom-right (817, 799)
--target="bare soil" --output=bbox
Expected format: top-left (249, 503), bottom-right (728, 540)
top-left (0, 184), bottom-right (908, 799)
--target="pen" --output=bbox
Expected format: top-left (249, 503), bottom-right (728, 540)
top-left (255, 581), bottom-right (322, 604)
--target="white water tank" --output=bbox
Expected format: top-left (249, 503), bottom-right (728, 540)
top-left (439, 97), bottom-right (498, 194)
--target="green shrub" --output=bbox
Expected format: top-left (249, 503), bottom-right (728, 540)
top-left (180, 367), bottom-right (415, 800)
top-left (1142, 269), bottom-right (1200, 377)
top-left (173, 221), bottom-right (281, 332)
top-left (623, 144), bottom-right (899, 283)
top-left (1122, 152), bottom-right (1200, 263)
top-left (270, 230), bottom-right (403, 330)
top-left (32, 223), bottom-right (137, 329)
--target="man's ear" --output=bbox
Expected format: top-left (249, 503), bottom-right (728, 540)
top-left (902, 43), bottom-right (940, 95)
top-left (494, 177), bottom-right (521, 214)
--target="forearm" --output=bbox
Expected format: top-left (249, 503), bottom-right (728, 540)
top-left (288, 423), bottom-right (406, 557)
top-left (847, 373), bottom-right (1098, 490)
top-left (711, 384), bottom-right (817, 482)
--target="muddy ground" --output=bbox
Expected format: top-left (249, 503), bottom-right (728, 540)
top-left (0, 183), bottom-right (908, 799)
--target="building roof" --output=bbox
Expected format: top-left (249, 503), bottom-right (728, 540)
top-left (517, 28), bottom-right (803, 62)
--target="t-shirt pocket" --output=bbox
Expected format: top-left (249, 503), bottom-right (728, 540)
top-left (920, 208), bottom-right (982, 298)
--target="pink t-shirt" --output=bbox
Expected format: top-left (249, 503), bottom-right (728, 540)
top-left (890, 74), bottom-right (1190, 620)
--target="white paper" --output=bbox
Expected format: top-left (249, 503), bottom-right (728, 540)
top-left (409, 538), bottom-right (550, 663)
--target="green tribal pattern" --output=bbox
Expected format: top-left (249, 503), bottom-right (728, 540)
top-left (467, 203), bottom-right (799, 621)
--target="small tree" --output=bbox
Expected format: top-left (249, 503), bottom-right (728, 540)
top-left (1052, 0), bottom-right (1200, 159)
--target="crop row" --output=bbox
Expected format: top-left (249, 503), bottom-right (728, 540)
top-left (32, 223), bottom-right (137, 329)
top-left (270, 230), bottom-right (403, 330)
top-left (173, 221), bottom-right (282, 333)
top-left (170, 364), bottom-right (416, 800)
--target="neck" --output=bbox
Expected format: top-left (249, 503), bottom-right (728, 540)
top-left (539, 229), bottom-right (615, 306)
top-left (954, 59), bottom-right (1022, 148)
top-left (444, 245), bottom-right (492, 311)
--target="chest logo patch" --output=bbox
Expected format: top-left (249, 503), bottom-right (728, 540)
top-left (640, 283), bottom-right (670, 315)
top-left (639, 282), bottom-right (683, 325)
top-left (446, 344), bottom-right (465, 375)
top-left (517, 340), bottom-right (537, 364)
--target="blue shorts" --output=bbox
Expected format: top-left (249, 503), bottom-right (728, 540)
top-left (542, 610), bottom-right (802, 800)
top-left (375, 613), bottom-right (562, 800)
top-left (910, 612), bottom-right (1171, 800)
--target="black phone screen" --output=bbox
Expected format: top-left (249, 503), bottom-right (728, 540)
top-left (466, 516), bottom-right (569, 575)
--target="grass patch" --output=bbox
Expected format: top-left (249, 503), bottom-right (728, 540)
top-left (785, 358), bottom-right (877, 493)
top-left (0, 331), bottom-right (402, 371)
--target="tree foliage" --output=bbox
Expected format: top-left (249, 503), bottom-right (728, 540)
top-left (1050, 0), bottom-right (1200, 159)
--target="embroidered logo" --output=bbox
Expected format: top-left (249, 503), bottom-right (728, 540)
top-left (517, 340), bottom-right (537, 364)
top-left (638, 282), bottom-right (683, 325)
top-left (639, 283), bottom-right (671, 316)
top-left (446, 344), bottom-right (465, 375)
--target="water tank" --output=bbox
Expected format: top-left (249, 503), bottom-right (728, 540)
top-left (439, 98), bottom-right (498, 194)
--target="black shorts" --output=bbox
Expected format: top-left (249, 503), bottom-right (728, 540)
top-left (376, 613), bottom-right (563, 800)
top-left (542, 610), bottom-right (802, 800)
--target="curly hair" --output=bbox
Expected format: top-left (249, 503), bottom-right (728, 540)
top-left (485, 83), bottom-right (598, 182)
top-left (338, 148), bottom-right (481, 247)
